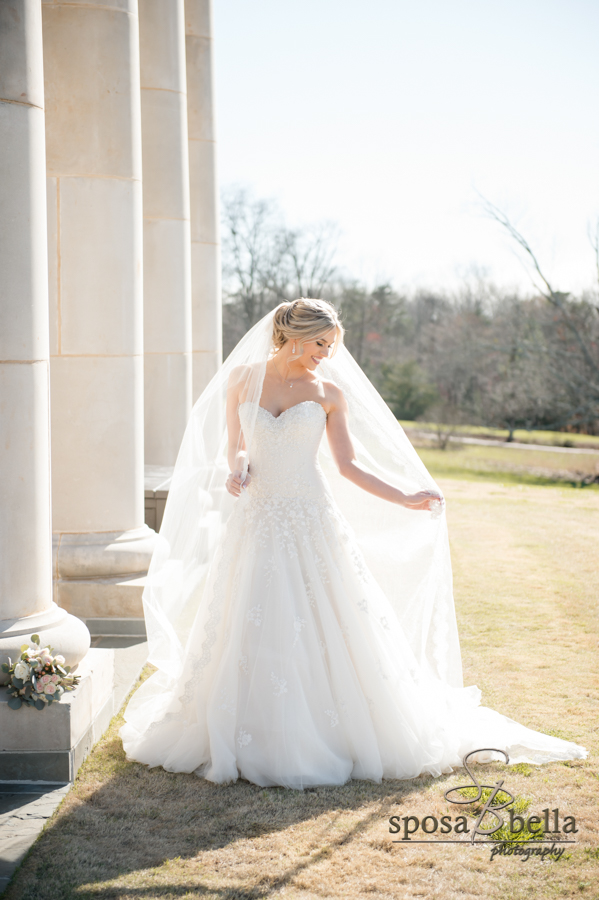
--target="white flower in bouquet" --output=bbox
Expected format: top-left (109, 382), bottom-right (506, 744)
top-left (14, 661), bottom-right (30, 680)
top-left (44, 683), bottom-right (57, 695)
top-left (54, 655), bottom-right (65, 666)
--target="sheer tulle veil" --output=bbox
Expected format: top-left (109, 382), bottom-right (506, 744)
top-left (125, 304), bottom-right (461, 738)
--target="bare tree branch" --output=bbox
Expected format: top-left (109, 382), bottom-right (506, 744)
top-left (479, 193), bottom-right (599, 382)
top-left (587, 217), bottom-right (599, 306)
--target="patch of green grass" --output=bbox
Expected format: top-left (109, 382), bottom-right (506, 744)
top-left (452, 788), bottom-right (542, 845)
top-left (510, 764), bottom-right (533, 777)
top-left (415, 443), bottom-right (599, 489)
top-left (544, 727), bottom-right (577, 742)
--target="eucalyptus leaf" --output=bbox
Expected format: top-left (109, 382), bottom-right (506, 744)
top-left (12, 677), bottom-right (23, 690)
top-left (31, 634), bottom-right (40, 645)
top-left (1, 664), bottom-right (8, 673)
top-left (7, 697), bottom-right (22, 710)
top-left (21, 644), bottom-right (29, 652)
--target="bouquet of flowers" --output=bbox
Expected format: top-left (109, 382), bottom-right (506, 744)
top-left (2, 634), bottom-right (81, 710)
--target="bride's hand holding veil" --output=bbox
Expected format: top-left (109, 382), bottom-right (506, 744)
top-left (226, 467), bottom-right (251, 497)
top-left (402, 489), bottom-right (443, 511)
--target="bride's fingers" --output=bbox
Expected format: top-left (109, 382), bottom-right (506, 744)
top-left (405, 491), bottom-right (443, 510)
top-left (226, 473), bottom-right (244, 496)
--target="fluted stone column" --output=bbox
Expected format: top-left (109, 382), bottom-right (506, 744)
top-left (43, 0), bottom-right (156, 621)
top-left (140, 0), bottom-right (192, 466)
top-left (185, 0), bottom-right (222, 402)
top-left (0, 0), bottom-right (90, 677)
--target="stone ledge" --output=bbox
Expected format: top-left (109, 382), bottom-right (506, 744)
top-left (0, 649), bottom-right (113, 754)
top-left (84, 617), bottom-right (146, 637)
top-left (56, 574), bottom-right (146, 618)
top-left (0, 648), bottom-right (114, 782)
top-left (0, 686), bottom-right (114, 782)
top-left (0, 638), bottom-right (148, 786)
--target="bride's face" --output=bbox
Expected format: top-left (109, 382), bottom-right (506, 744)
top-left (291, 327), bottom-right (338, 371)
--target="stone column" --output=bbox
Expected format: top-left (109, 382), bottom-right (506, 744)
top-left (140, 0), bottom-right (192, 466)
top-left (43, 0), bottom-right (156, 623)
top-left (0, 0), bottom-right (90, 676)
top-left (185, 0), bottom-right (222, 402)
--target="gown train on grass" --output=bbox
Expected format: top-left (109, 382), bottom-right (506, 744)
top-left (121, 399), bottom-right (587, 789)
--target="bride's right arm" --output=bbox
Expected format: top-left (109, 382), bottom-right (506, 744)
top-left (225, 368), bottom-right (250, 498)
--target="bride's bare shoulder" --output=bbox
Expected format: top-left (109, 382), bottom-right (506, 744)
top-left (320, 379), bottom-right (348, 412)
top-left (228, 362), bottom-right (266, 405)
top-left (227, 363), bottom-right (260, 387)
top-left (228, 363), bottom-right (257, 378)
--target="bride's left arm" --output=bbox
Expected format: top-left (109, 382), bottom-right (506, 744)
top-left (325, 385), bottom-right (441, 511)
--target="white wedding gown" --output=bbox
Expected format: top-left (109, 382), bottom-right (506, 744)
top-left (121, 399), bottom-right (586, 788)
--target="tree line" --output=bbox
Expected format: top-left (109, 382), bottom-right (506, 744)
top-left (221, 187), bottom-right (599, 436)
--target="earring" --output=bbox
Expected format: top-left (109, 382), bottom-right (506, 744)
top-left (292, 341), bottom-right (296, 356)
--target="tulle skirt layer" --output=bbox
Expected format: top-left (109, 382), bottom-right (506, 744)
top-left (121, 490), bottom-right (586, 789)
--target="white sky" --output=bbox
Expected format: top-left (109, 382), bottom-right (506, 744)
top-left (213, 0), bottom-right (599, 295)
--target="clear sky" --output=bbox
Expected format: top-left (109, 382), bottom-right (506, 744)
top-left (213, 0), bottom-right (599, 295)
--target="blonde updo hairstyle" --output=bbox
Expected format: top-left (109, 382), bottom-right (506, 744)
top-left (271, 298), bottom-right (344, 357)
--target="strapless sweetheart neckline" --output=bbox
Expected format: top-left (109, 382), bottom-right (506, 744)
top-left (241, 399), bottom-right (327, 421)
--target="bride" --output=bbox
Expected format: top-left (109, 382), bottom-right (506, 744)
top-left (121, 298), bottom-right (586, 789)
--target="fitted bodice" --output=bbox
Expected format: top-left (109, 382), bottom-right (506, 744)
top-left (238, 400), bottom-right (328, 500)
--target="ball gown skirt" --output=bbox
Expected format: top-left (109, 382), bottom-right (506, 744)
top-left (120, 400), bottom-right (587, 789)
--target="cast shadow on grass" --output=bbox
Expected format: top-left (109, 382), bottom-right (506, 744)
top-left (5, 740), bottom-right (435, 900)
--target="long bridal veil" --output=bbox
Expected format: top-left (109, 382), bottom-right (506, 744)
top-left (122, 304), bottom-right (586, 769)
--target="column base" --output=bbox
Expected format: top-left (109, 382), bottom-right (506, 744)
top-left (53, 525), bottom-right (157, 620)
top-left (0, 603), bottom-right (91, 685)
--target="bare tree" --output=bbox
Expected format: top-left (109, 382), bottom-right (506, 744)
top-left (221, 187), bottom-right (287, 330)
top-left (480, 196), bottom-right (599, 431)
top-left (283, 223), bottom-right (338, 299)
top-left (588, 217), bottom-right (599, 302)
top-left (221, 187), bottom-right (338, 354)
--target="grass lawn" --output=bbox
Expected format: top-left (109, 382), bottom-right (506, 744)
top-left (5, 477), bottom-right (599, 900)
top-left (417, 443), bottom-right (599, 487)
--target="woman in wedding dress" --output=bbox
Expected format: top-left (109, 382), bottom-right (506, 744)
top-left (121, 299), bottom-right (586, 789)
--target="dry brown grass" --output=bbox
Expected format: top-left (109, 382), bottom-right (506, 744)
top-left (5, 479), bottom-right (599, 900)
